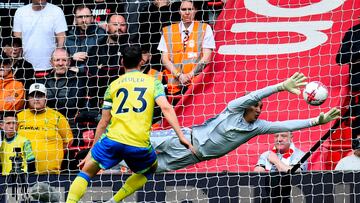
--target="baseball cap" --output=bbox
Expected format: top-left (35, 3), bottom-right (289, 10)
top-left (29, 83), bottom-right (47, 95)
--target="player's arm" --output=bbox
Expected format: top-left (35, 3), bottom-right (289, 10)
top-left (228, 72), bottom-right (307, 112)
top-left (155, 96), bottom-right (195, 153)
top-left (77, 109), bottom-right (111, 168)
top-left (261, 107), bottom-right (340, 135)
top-left (92, 109), bottom-right (111, 145)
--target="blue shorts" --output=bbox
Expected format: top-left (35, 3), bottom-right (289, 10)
top-left (91, 136), bottom-right (157, 174)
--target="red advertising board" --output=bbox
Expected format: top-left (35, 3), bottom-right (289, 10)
top-left (168, 0), bottom-right (360, 172)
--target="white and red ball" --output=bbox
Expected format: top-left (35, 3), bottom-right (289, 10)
top-left (303, 81), bottom-right (328, 106)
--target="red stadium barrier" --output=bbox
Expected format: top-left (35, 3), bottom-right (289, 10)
top-left (164, 0), bottom-right (360, 172)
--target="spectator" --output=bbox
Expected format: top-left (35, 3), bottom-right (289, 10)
top-left (139, 0), bottom-right (180, 79)
top-left (36, 48), bottom-right (87, 122)
top-left (52, 0), bottom-right (125, 30)
top-left (17, 83), bottom-right (73, 174)
top-left (336, 18), bottom-right (360, 139)
top-left (13, 0), bottom-right (68, 75)
top-left (335, 135), bottom-right (360, 170)
top-left (158, 0), bottom-right (215, 96)
top-left (0, 111), bottom-right (35, 175)
top-left (2, 37), bottom-right (34, 90)
top-left (0, 54), bottom-right (25, 111)
top-left (254, 132), bottom-right (307, 172)
top-left (65, 5), bottom-right (106, 70)
top-left (87, 14), bottom-right (131, 108)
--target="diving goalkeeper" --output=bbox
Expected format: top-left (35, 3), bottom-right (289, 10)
top-left (150, 72), bottom-right (340, 172)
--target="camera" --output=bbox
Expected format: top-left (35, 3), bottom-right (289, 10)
top-left (352, 138), bottom-right (360, 150)
top-left (9, 147), bottom-right (24, 174)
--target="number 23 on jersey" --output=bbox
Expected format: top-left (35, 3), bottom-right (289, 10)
top-left (115, 87), bottom-right (148, 114)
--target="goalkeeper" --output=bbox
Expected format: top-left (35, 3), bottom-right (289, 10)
top-left (150, 72), bottom-right (341, 172)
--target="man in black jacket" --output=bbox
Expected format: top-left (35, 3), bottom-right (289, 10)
top-left (37, 48), bottom-right (87, 122)
top-left (65, 5), bottom-right (106, 71)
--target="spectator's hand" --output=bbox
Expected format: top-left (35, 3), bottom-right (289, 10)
top-left (278, 72), bottom-right (307, 95)
top-left (267, 151), bottom-right (280, 164)
top-left (72, 52), bottom-right (88, 61)
top-left (178, 73), bottom-right (193, 85)
top-left (312, 107), bottom-right (340, 125)
top-left (69, 66), bottom-right (79, 73)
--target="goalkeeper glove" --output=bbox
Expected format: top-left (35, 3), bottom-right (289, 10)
top-left (311, 107), bottom-right (341, 126)
top-left (277, 72), bottom-right (307, 95)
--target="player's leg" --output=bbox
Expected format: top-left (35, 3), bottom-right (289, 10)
top-left (150, 128), bottom-right (200, 172)
top-left (66, 159), bottom-right (101, 203)
top-left (107, 145), bottom-right (158, 203)
top-left (67, 136), bottom-right (124, 203)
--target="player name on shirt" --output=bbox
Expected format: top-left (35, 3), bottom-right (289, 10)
top-left (120, 77), bottom-right (145, 83)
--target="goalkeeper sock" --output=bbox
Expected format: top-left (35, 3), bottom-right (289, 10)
top-left (112, 173), bottom-right (148, 202)
top-left (66, 172), bottom-right (91, 203)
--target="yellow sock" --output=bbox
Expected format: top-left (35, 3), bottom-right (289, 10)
top-left (113, 173), bottom-right (148, 202)
top-left (66, 173), bottom-right (90, 203)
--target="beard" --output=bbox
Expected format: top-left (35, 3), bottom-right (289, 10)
top-left (109, 33), bottom-right (128, 43)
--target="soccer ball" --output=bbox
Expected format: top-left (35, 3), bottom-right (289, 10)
top-left (303, 81), bottom-right (328, 106)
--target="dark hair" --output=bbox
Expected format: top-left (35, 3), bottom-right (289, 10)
top-left (107, 13), bottom-right (126, 24)
top-left (74, 5), bottom-right (91, 14)
top-left (0, 111), bottom-right (17, 122)
top-left (122, 46), bottom-right (142, 69)
top-left (2, 37), bottom-right (22, 48)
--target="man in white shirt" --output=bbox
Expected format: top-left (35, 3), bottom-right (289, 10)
top-left (335, 135), bottom-right (360, 170)
top-left (157, 0), bottom-right (215, 96)
top-left (254, 132), bottom-right (307, 172)
top-left (13, 0), bottom-right (67, 72)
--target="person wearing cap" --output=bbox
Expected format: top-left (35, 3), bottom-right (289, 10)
top-left (17, 83), bottom-right (73, 174)
top-left (2, 37), bottom-right (35, 91)
top-left (0, 55), bottom-right (25, 111)
top-left (254, 132), bottom-right (307, 172)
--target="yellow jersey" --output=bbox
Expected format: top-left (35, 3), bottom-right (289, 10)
top-left (17, 107), bottom-right (73, 174)
top-left (102, 70), bottom-right (165, 147)
top-left (0, 134), bottom-right (35, 175)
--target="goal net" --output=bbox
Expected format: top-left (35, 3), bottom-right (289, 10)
top-left (0, 0), bottom-right (360, 202)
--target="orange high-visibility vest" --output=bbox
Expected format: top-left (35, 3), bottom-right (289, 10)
top-left (162, 21), bottom-right (207, 95)
top-left (147, 68), bottom-right (163, 82)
